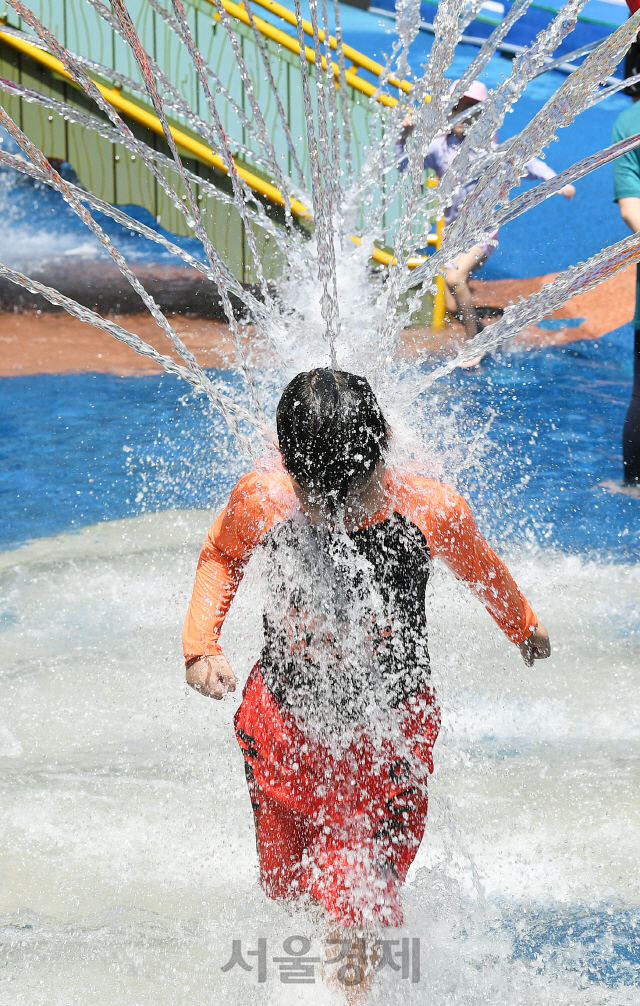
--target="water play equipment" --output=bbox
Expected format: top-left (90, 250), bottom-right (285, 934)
top-left (0, 1), bottom-right (432, 277)
top-left (0, 3), bottom-right (444, 286)
top-left (5, 0), bottom-right (640, 374)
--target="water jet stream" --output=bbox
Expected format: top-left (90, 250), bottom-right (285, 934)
top-left (2, 3), bottom-right (640, 1001)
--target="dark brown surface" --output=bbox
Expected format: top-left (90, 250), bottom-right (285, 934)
top-left (0, 261), bottom-right (256, 320)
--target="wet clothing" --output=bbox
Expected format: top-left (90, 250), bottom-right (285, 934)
top-left (259, 511), bottom-right (433, 727)
top-left (183, 466), bottom-right (537, 924)
top-left (624, 323), bottom-right (640, 483)
top-left (183, 467), bottom-right (536, 662)
top-left (394, 131), bottom-right (556, 259)
top-left (612, 104), bottom-right (640, 481)
top-left (235, 665), bottom-right (439, 927)
top-left (613, 101), bottom-right (640, 224)
top-left (612, 103), bottom-right (640, 332)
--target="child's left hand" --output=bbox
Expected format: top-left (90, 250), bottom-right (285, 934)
top-left (559, 184), bottom-right (576, 199)
top-left (518, 622), bottom-right (551, 666)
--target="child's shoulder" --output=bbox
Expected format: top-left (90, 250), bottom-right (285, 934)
top-left (393, 469), bottom-right (459, 500)
top-left (391, 470), bottom-right (471, 521)
top-left (227, 466), bottom-right (296, 528)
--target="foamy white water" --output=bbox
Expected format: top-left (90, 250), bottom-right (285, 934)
top-left (1, 509), bottom-right (638, 1004)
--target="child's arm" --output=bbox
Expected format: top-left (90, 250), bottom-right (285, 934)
top-left (434, 497), bottom-right (537, 643)
top-left (182, 518), bottom-right (244, 700)
top-left (182, 470), bottom-right (293, 697)
top-left (182, 508), bottom-right (249, 665)
top-left (432, 493), bottom-right (550, 661)
top-left (524, 157), bottom-right (575, 199)
top-left (395, 122), bottom-right (441, 176)
top-left (402, 477), bottom-right (549, 660)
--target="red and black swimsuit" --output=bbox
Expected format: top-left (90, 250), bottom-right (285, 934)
top-left (183, 465), bottom-right (537, 927)
top-left (259, 512), bottom-right (433, 725)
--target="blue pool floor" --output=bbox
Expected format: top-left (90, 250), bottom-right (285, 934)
top-left (1, 323), bottom-right (638, 558)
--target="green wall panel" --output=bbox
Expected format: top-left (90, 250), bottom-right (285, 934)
top-left (1, 0), bottom-right (390, 284)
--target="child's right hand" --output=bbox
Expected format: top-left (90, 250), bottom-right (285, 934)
top-left (186, 654), bottom-right (236, 699)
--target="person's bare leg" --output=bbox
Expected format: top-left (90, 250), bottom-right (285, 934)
top-left (323, 929), bottom-right (378, 1003)
top-left (443, 280), bottom-right (457, 317)
top-left (444, 245), bottom-right (488, 342)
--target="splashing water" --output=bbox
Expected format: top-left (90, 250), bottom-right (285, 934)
top-left (1, 0), bottom-right (640, 1002)
top-left (2, 0), bottom-right (639, 403)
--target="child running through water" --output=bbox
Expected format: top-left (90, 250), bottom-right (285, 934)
top-left (183, 369), bottom-right (550, 986)
top-left (397, 80), bottom-right (576, 343)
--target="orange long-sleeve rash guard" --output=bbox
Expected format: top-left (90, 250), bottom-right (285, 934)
top-left (182, 467), bottom-right (537, 663)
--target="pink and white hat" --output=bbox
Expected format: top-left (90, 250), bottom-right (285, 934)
top-left (449, 79), bottom-right (489, 103)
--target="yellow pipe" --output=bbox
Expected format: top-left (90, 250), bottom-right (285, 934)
top-left (350, 235), bottom-right (435, 269)
top-left (0, 26), bottom-right (312, 218)
top-left (217, 0), bottom-right (397, 107)
top-left (432, 216), bottom-right (446, 330)
top-left (245, 0), bottom-right (413, 94)
top-left (352, 178), bottom-right (439, 268)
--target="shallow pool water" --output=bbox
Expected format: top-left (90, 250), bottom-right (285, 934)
top-left (1, 507), bottom-right (639, 1004)
top-left (1, 324), bottom-right (640, 1003)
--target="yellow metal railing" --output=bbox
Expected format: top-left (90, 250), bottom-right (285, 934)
top-left (0, 16), bottom-right (446, 328)
top-left (350, 177), bottom-right (440, 266)
top-left (241, 0), bottom-right (413, 95)
top-left (214, 0), bottom-right (399, 108)
top-left (351, 201), bottom-right (445, 330)
top-left (0, 25), bottom-right (310, 218)
top-left (432, 217), bottom-right (446, 329)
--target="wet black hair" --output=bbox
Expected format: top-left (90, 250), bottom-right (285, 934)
top-left (624, 39), bottom-right (640, 98)
top-left (276, 369), bottom-right (388, 507)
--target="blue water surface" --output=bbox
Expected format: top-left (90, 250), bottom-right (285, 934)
top-left (1, 325), bottom-right (637, 556)
top-left (508, 903), bottom-right (640, 986)
top-left (438, 325), bottom-right (639, 560)
top-left (0, 370), bottom-right (247, 547)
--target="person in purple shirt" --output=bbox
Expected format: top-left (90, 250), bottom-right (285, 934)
top-left (397, 80), bottom-right (576, 343)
